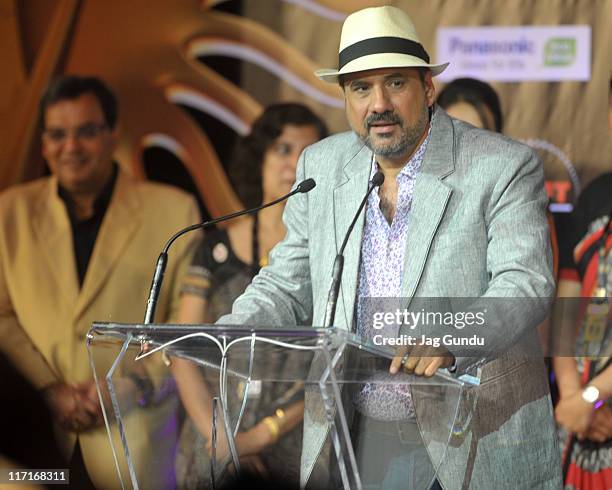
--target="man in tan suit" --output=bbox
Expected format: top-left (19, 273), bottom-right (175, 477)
top-left (0, 76), bottom-right (199, 488)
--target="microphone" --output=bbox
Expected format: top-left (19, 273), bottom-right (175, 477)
top-left (323, 171), bottom-right (384, 327)
top-left (143, 178), bottom-right (316, 324)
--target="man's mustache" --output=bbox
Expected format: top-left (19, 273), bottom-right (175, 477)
top-left (365, 111), bottom-right (404, 129)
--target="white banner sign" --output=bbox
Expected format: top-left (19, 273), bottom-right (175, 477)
top-left (436, 26), bottom-right (591, 82)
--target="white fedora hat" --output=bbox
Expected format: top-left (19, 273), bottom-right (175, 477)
top-left (315, 6), bottom-right (449, 83)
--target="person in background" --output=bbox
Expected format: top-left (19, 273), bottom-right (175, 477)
top-left (172, 103), bottom-right (327, 488)
top-left (552, 79), bottom-right (612, 490)
top-left (436, 77), bottom-right (503, 132)
top-left (0, 75), bottom-right (199, 488)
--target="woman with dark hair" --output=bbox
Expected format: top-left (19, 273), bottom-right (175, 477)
top-left (228, 103), bottom-right (328, 210)
top-left (552, 80), bottom-right (612, 489)
top-left (437, 77), bottom-right (503, 132)
top-left (553, 174), bottom-right (612, 489)
top-left (172, 103), bottom-right (327, 488)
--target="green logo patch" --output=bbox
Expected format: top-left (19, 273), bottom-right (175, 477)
top-left (544, 38), bottom-right (576, 66)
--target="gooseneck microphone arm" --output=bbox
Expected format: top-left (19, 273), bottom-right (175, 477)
top-left (323, 171), bottom-right (385, 328)
top-left (143, 178), bottom-right (316, 324)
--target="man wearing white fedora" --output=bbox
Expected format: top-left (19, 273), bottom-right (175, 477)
top-left (219, 5), bottom-right (562, 489)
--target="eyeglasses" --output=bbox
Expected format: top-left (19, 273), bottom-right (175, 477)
top-left (43, 123), bottom-right (109, 143)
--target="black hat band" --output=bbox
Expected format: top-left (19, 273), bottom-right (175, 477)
top-left (338, 36), bottom-right (430, 70)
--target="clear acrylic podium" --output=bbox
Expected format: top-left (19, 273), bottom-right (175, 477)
top-left (87, 323), bottom-right (479, 489)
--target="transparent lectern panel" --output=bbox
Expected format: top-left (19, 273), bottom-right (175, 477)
top-left (166, 326), bottom-right (328, 382)
top-left (315, 336), bottom-right (470, 489)
top-left (87, 323), bottom-right (477, 490)
top-left (172, 331), bottom-right (316, 488)
top-left (87, 324), bottom-right (335, 490)
top-left (86, 332), bottom-right (178, 490)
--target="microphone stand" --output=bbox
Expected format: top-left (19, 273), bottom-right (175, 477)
top-left (143, 178), bottom-right (316, 324)
top-left (323, 172), bottom-right (384, 328)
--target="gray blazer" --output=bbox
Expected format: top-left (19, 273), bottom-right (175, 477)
top-left (219, 109), bottom-right (562, 489)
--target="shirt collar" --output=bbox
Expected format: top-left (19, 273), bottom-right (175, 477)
top-left (58, 162), bottom-right (118, 222)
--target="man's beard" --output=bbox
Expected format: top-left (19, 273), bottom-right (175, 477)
top-left (357, 105), bottom-right (429, 159)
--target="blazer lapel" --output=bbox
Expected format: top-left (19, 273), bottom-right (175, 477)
top-left (33, 178), bottom-right (80, 307)
top-left (332, 144), bottom-right (371, 329)
top-left (401, 109), bottom-right (456, 299)
top-left (73, 172), bottom-right (141, 321)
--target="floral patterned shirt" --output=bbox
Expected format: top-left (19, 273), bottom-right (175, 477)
top-left (354, 125), bottom-right (431, 421)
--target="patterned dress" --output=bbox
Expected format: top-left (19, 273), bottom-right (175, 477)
top-left (559, 209), bottom-right (612, 490)
top-left (174, 228), bottom-right (303, 489)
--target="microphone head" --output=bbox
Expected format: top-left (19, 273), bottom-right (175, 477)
top-left (296, 178), bottom-right (316, 193)
top-left (371, 171), bottom-right (385, 187)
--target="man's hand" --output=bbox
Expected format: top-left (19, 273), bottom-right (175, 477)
top-left (389, 344), bottom-right (454, 377)
top-left (42, 382), bottom-right (97, 432)
top-left (74, 376), bottom-right (145, 428)
top-left (74, 379), bottom-right (108, 427)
